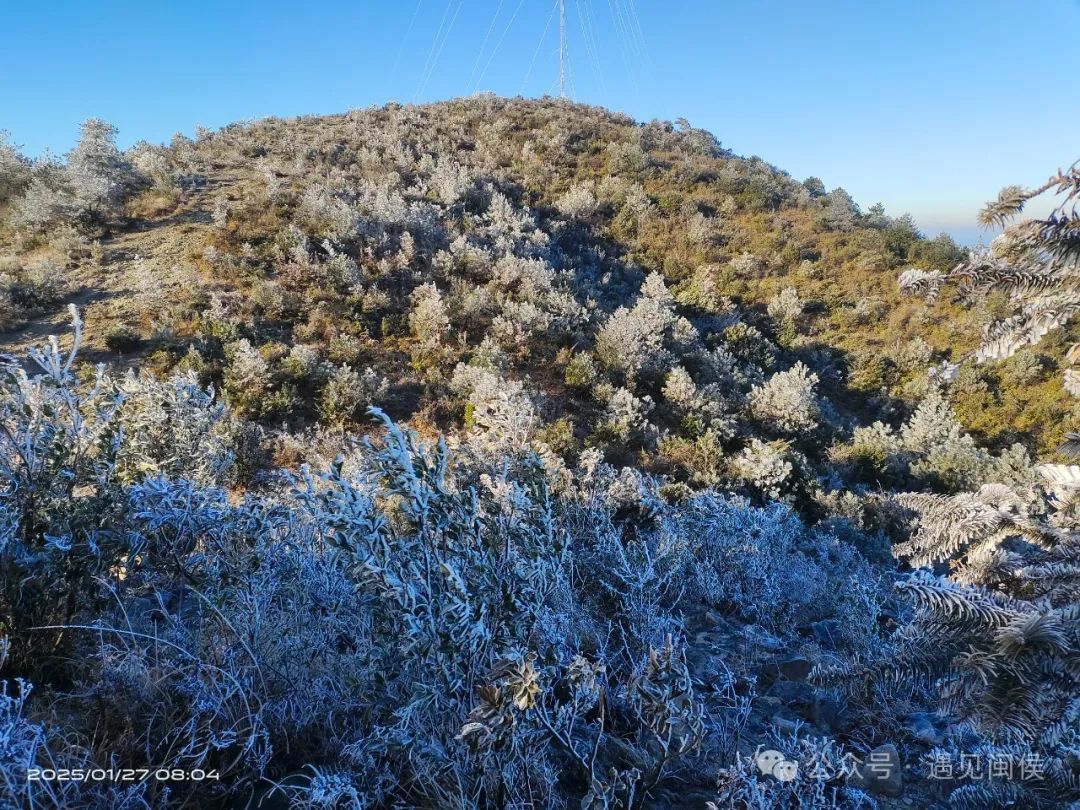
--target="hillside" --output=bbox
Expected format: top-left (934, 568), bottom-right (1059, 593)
top-left (2, 97), bottom-right (1077, 467)
top-left (0, 97), bottom-right (1077, 808)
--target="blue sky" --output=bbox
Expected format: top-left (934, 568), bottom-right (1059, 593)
top-left (2, 1), bottom-right (1077, 244)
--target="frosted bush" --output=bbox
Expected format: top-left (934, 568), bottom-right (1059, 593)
top-left (899, 386), bottom-right (959, 455)
top-left (0, 131), bottom-right (30, 204)
top-left (766, 286), bottom-right (803, 323)
top-left (451, 364), bottom-right (538, 453)
top-left (595, 273), bottom-right (682, 383)
top-left (11, 176), bottom-right (74, 231)
top-left (318, 364), bottom-right (388, 426)
top-left (911, 434), bottom-right (990, 491)
top-left (662, 366), bottom-right (697, 407)
top-left (734, 439), bottom-right (793, 501)
top-left (555, 181), bottom-right (598, 218)
top-left (298, 183), bottom-right (357, 238)
top-left (114, 370), bottom-right (234, 487)
top-left (729, 251), bottom-right (762, 276)
top-left (622, 183), bottom-right (654, 225)
top-left (895, 336), bottom-right (934, 372)
top-left (127, 140), bottom-right (172, 185)
top-left (280, 344), bottom-right (322, 380)
top-left (833, 420), bottom-right (906, 481)
top-left (408, 282), bottom-right (450, 352)
top-left (426, 156), bottom-right (474, 205)
top-left (748, 362), bottom-right (820, 434)
top-left (490, 299), bottom-right (553, 350)
top-left (65, 118), bottom-right (144, 222)
top-left (677, 264), bottom-right (735, 313)
top-left (663, 366), bottom-right (737, 439)
top-left (223, 339), bottom-right (271, 413)
top-left (686, 210), bottom-right (720, 246)
top-left (681, 495), bottom-right (877, 634)
top-left (600, 386), bottom-right (656, 446)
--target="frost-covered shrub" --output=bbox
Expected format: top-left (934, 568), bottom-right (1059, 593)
top-left (113, 370), bottom-right (234, 487)
top-left (767, 286), bottom-right (803, 323)
top-left (685, 496), bottom-right (878, 635)
top-left (0, 310), bottom-right (237, 672)
top-left (714, 733), bottom-right (877, 809)
top-left (597, 385), bottom-right (656, 447)
top-left (279, 343), bottom-right (322, 382)
top-left (127, 140), bottom-right (172, 186)
top-left (723, 321), bottom-right (778, 370)
top-left (555, 181), bottom-right (598, 218)
top-left (686, 210), bottom-right (721, 247)
top-left (565, 351), bottom-right (600, 389)
top-left (844, 297), bottom-right (887, 332)
top-left (490, 299), bottom-right (553, 351)
top-left (0, 675), bottom-right (149, 808)
top-left (663, 366), bottom-right (737, 439)
top-left (729, 251), bottom-right (762, 276)
top-left (662, 365), bottom-right (697, 407)
top-left (677, 264), bottom-right (734, 313)
top-left (898, 386), bottom-right (959, 456)
top-left (426, 156), bottom-right (474, 205)
top-left (297, 183), bottom-right (357, 238)
top-left (595, 273), bottom-right (690, 384)
top-left (0, 260), bottom-right (66, 320)
top-left (0, 310), bottom-right (896, 807)
top-left (895, 336), bottom-right (934, 373)
top-left (407, 281), bottom-right (450, 352)
top-left (831, 420), bottom-right (906, 483)
top-left (10, 175), bottom-right (74, 231)
top-left (911, 438), bottom-right (990, 492)
top-left (0, 131), bottom-right (30, 204)
top-left (877, 476), bottom-right (1080, 807)
top-left (1001, 349), bottom-right (1045, 387)
top-left (9, 118), bottom-right (143, 230)
top-left (899, 387), bottom-right (990, 490)
top-left (748, 362), bottom-right (820, 435)
top-left (451, 364), bottom-right (537, 452)
top-left (65, 118), bottom-right (144, 223)
top-left (317, 364), bottom-right (388, 426)
top-left (222, 338), bottom-right (272, 416)
top-left (733, 439), bottom-right (794, 502)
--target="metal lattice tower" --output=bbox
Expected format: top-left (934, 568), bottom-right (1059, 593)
top-left (559, 0), bottom-right (567, 97)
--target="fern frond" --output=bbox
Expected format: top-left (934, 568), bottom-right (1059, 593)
top-left (978, 184), bottom-right (1031, 228)
top-left (994, 613), bottom-right (1070, 659)
top-left (1060, 433), bottom-right (1080, 458)
top-left (895, 572), bottom-right (1019, 627)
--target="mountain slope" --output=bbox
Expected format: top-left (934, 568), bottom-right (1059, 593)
top-left (1, 96), bottom-right (1078, 809)
top-left (2, 96), bottom-right (1075, 470)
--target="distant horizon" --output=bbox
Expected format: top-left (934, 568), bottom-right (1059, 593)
top-left (4, 1), bottom-right (1076, 247)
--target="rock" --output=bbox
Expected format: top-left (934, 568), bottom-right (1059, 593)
top-left (809, 619), bottom-right (842, 648)
top-left (905, 712), bottom-right (945, 747)
top-left (847, 743), bottom-right (903, 798)
top-left (763, 655), bottom-right (814, 682)
top-left (768, 679), bottom-right (814, 706)
top-left (810, 694), bottom-right (853, 734)
top-left (744, 627), bottom-right (786, 654)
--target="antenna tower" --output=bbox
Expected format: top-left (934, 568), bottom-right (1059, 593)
top-left (559, 0), bottom-right (567, 97)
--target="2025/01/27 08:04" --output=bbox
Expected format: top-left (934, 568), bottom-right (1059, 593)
top-left (28, 768), bottom-right (220, 782)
